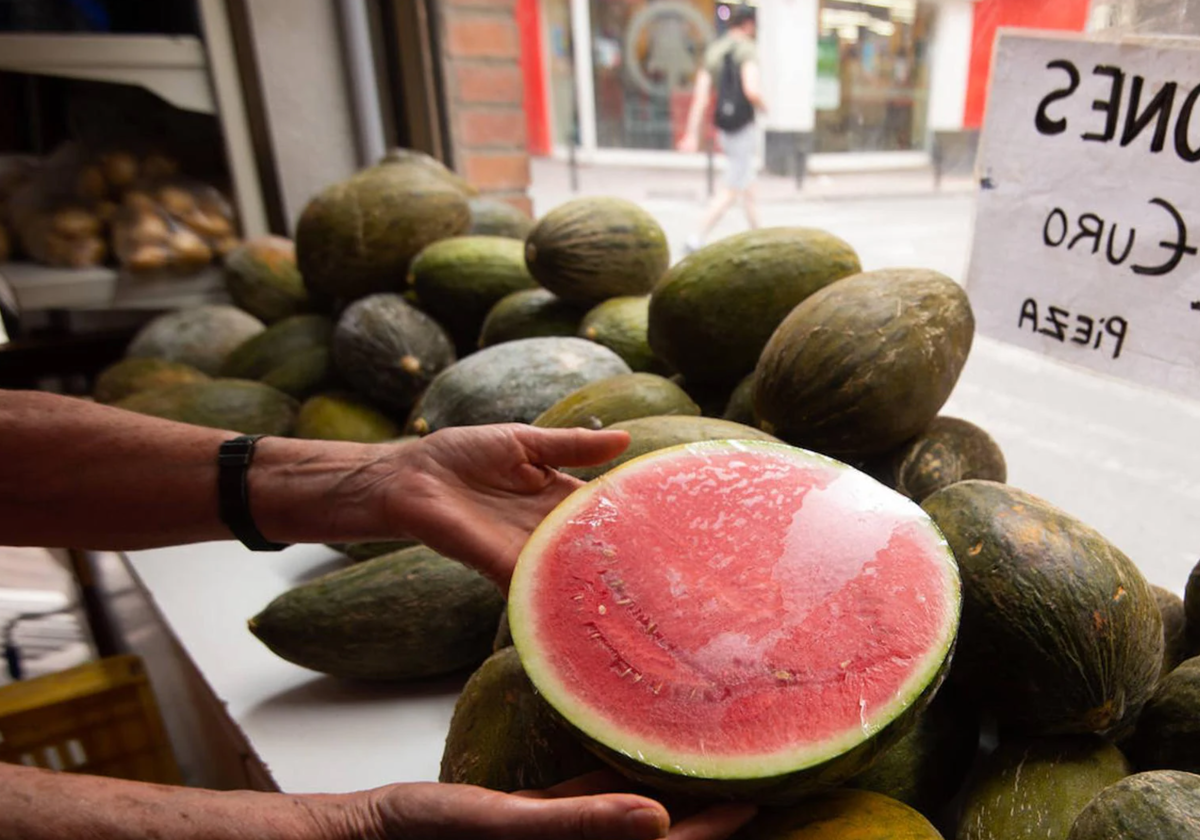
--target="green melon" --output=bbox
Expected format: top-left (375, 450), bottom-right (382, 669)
top-left (729, 790), bottom-right (946, 840)
top-left (525, 197), bottom-right (668, 305)
top-left (406, 337), bottom-right (630, 434)
top-left (125, 305), bottom-right (266, 376)
top-left (1127, 656), bottom-right (1200, 773)
top-left (439, 646), bottom-right (603, 791)
top-left (92, 357), bottom-right (210, 405)
top-left (722, 371), bottom-right (758, 427)
top-left (532, 373), bottom-right (700, 430)
top-left (478, 287), bottom-right (588, 347)
top-left (409, 235), bottom-right (538, 353)
top-left (296, 161), bottom-right (470, 302)
top-left (1154, 586), bottom-right (1189, 678)
top-left (563, 414), bottom-right (778, 481)
top-left (331, 293), bottom-right (456, 416)
top-left (248, 544), bottom-right (503, 681)
top-left (578, 296), bottom-right (663, 373)
top-left (755, 269), bottom-right (975, 460)
top-left (294, 392), bottom-right (401, 442)
top-left (223, 235), bottom-right (313, 323)
top-left (866, 417), bottom-right (1007, 503)
top-left (220, 314), bottom-right (333, 380)
top-left (113, 379), bottom-right (298, 436)
top-left (955, 736), bottom-right (1131, 840)
top-left (1067, 770), bottom-right (1200, 840)
top-left (259, 346), bottom-right (338, 399)
top-left (468, 196), bottom-right (535, 240)
top-left (648, 227), bottom-right (861, 386)
top-left (510, 440), bottom-right (961, 803)
top-left (921, 481), bottom-right (1163, 737)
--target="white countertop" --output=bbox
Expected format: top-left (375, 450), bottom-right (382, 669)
top-left (123, 333), bottom-right (1200, 795)
top-left (124, 541), bottom-right (465, 794)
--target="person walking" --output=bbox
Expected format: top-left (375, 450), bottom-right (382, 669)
top-left (677, 5), bottom-right (765, 254)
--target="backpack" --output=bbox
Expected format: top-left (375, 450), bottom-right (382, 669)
top-left (713, 48), bottom-right (754, 132)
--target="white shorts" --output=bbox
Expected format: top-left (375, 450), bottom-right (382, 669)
top-left (719, 123), bottom-right (757, 190)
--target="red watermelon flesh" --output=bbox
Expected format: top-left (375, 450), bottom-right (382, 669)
top-left (508, 440), bottom-right (960, 799)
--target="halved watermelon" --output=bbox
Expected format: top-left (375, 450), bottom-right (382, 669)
top-left (508, 440), bottom-right (961, 803)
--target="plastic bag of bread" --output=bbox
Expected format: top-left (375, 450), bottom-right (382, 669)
top-left (111, 183), bottom-right (230, 276)
top-left (6, 144), bottom-right (109, 268)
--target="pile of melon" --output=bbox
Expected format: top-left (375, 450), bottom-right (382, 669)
top-left (98, 149), bottom-right (1200, 838)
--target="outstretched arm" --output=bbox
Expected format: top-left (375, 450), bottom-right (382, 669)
top-left (0, 389), bottom-right (627, 586)
top-left (0, 763), bottom-right (756, 840)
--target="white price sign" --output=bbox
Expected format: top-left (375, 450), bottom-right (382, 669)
top-left (967, 31), bottom-right (1200, 398)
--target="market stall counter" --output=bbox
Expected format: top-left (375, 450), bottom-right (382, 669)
top-left (122, 541), bottom-right (462, 794)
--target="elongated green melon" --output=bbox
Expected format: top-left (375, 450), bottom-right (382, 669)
top-left (248, 545), bottom-right (503, 681)
top-left (755, 268), bottom-right (974, 460)
top-left (509, 440), bottom-right (961, 803)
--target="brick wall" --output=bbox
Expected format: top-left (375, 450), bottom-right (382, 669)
top-left (436, 0), bottom-right (533, 215)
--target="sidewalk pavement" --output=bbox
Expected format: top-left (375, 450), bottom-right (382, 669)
top-left (530, 157), bottom-right (975, 211)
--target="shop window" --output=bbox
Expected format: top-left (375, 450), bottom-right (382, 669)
top-left (814, 0), bottom-right (937, 154)
top-left (589, 0), bottom-right (716, 151)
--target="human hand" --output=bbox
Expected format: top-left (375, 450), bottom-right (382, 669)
top-left (677, 132), bottom-right (700, 153)
top-left (345, 771), bottom-right (757, 840)
top-left (385, 424), bottom-right (629, 591)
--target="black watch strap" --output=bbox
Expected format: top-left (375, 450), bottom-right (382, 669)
top-left (217, 434), bottom-right (290, 551)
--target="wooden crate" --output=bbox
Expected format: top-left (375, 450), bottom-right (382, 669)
top-left (0, 654), bottom-right (180, 784)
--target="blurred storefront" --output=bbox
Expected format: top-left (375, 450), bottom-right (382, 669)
top-left (526, 0), bottom-right (1093, 175)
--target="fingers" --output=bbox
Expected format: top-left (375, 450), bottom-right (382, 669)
top-left (389, 784), bottom-right (671, 840)
top-left (516, 426), bottom-right (631, 469)
top-left (668, 803), bottom-right (758, 840)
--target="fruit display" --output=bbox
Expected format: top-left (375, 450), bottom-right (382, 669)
top-left (86, 149), bottom-right (1195, 830)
